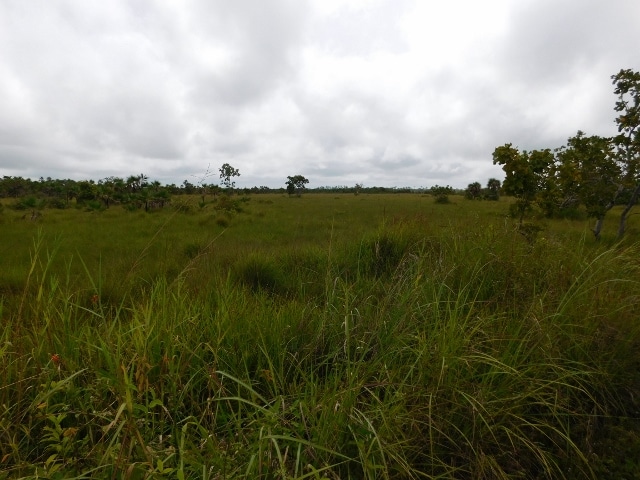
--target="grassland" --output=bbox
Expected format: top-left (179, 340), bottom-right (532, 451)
top-left (1, 193), bottom-right (639, 479)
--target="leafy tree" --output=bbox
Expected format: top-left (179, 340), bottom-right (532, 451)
top-left (611, 69), bottom-right (640, 238)
top-left (556, 132), bottom-right (620, 239)
top-left (465, 182), bottom-right (482, 200)
top-left (493, 144), bottom-right (554, 223)
top-left (219, 163), bottom-right (240, 193)
top-left (286, 175), bottom-right (309, 197)
top-left (486, 178), bottom-right (501, 200)
top-left (493, 144), bottom-right (534, 223)
top-left (76, 180), bottom-right (97, 205)
top-left (97, 178), bottom-right (116, 208)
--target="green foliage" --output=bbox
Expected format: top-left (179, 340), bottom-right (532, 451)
top-left (47, 197), bottom-right (68, 209)
top-left (493, 144), bottom-right (555, 222)
top-left (430, 184), bottom-right (454, 203)
top-left (219, 163), bottom-right (240, 191)
top-left (11, 196), bottom-right (45, 210)
top-left (214, 194), bottom-right (244, 213)
top-left (486, 177), bottom-right (501, 200)
top-left (286, 174), bottom-right (309, 197)
top-left (493, 69), bottom-right (640, 238)
top-left (612, 69), bottom-right (640, 237)
top-left (465, 181), bottom-right (482, 199)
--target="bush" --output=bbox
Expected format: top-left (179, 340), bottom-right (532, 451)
top-left (215, 195), bottom-right (243, 213)
top-left (47, 197), bottom-right (68, 209)
top-left (11, 196), bottom-right (44, 210)
top-left (430, 185), bottom-right (454, 203)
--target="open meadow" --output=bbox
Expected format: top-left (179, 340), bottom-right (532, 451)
top-left (1, 193), bottom-right (640, 479)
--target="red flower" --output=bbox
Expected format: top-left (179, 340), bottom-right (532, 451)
top-left (51, 353), bottom-right (61, 367)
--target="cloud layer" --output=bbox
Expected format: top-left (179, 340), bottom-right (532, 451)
top-left (1, 0), bottom-right (638, 188)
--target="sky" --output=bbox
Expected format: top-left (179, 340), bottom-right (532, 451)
top-left (1, 0), bottom-right (639, 189)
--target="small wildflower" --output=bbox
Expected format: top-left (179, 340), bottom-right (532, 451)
top-left (91, 294), bottom-right (99, 305)
top-left (50, 353), bottom-right (61, 369)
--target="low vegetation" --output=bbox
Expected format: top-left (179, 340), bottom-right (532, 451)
top-left (1, 193), bottom-right (639, 479)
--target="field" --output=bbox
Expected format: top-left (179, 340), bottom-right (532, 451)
top-left (1, 193), bottom-right (639, 479)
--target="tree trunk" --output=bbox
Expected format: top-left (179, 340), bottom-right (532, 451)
top-left (617, 183), bottom-right (640, 239)
top-left (592, 216), bottom-right (605, 241)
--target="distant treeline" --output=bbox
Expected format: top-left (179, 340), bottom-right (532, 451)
top-left (0, 174), bottom-right (459, 212)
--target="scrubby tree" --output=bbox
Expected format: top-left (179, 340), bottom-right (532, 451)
top-left (556, 132), bottom-right (620, 239)
top-left (490, 69), bottom-right (640, 238)
top-left (430, 185), bottom-right (454, 203)
top-left (493, 144), bottom-right (554, 223)
top-left (612, 69), bottom-right (640, 238)
top-left (286, 175), bottom-right (309, 197)
top-left (219, 163), bottom-right (240, 193)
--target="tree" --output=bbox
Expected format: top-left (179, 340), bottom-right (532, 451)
top-left (126, 173), bottom-right (148, 193)
top-left (465, 182), bottom-right (482, 200)
top-left (492, 144), bottom-right (554, 224)
top-left (486, 178), bottom-right (501, 200)
top-left (286, 175), bottom-right (309, 197)
top-left (611, 69), bottom-right (640, 238)
top-left (555, 132), bottom-right (620, 240)
top-left (219, 163), bottom-right (240, 193)
top-left (76, 180), bottom-right (97, 205)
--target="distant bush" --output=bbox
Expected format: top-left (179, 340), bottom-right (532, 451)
top-left (430, 185), bottom-right (454, 203)
top-left (47, 197), bottom-right (68, 209)
top-left (215, 195), bottom-right (243, 213)
top-left (11, 196), bottom-right (44, 210)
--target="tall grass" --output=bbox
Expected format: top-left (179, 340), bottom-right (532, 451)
top-left (1, 195), bottom-right (639, 478)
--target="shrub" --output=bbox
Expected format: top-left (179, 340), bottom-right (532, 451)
top-left (11, 196), bottom-right (44, 210)
top-left (47, 197), bottom-right (68, 209)
top-left (430, 185), bottom-right (454, 203)
top-left (215, 195), bottom-right (243, 213)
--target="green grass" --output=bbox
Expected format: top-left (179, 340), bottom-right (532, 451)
top-left (0, 194), bottom-right (639, 478)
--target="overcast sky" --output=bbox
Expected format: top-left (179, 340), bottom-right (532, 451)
top-left (1, 1), bottom-right (638, 189)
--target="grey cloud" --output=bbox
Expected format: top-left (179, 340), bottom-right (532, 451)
top-left (187, 0), bottom-right (308, 107)
top-left (500, 0), bottom-right (640, 85)
top-left (0, 0), bottom-right (638, 189)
